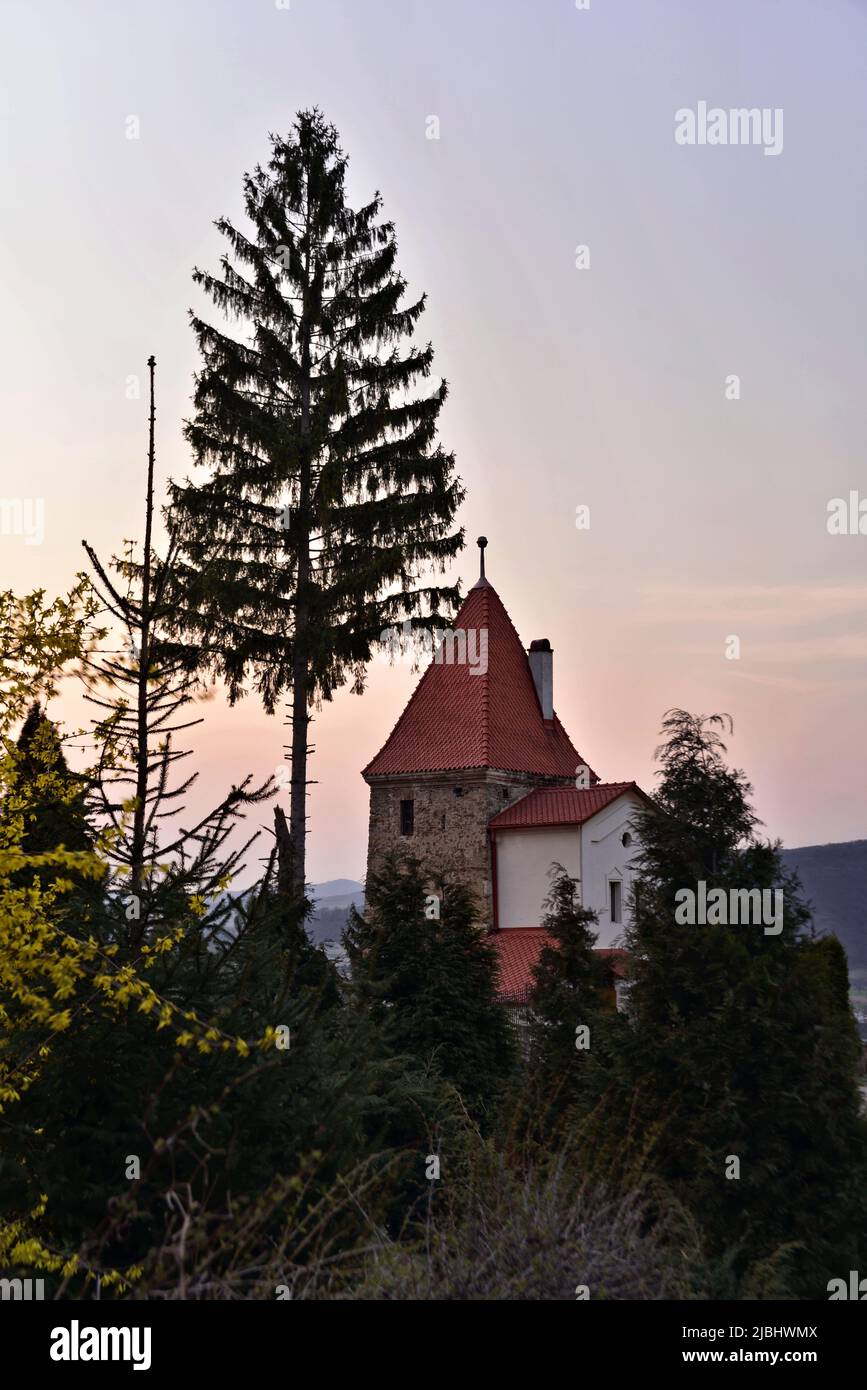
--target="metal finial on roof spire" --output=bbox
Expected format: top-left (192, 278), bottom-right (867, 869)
top-left (477, 535), bottom-right (488, 580)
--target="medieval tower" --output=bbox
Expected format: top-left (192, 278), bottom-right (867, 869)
top-left (362, 538), bottom-right (600, 931)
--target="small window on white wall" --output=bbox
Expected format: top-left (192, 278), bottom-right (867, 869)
top-left (609, 879), bottom-right (622, 924)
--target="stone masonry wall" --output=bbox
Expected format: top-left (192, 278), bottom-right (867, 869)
top-left (365, 770), bottom-right (557, 930)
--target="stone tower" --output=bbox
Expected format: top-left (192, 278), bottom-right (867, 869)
top-left (361, 540), bottom-right (597, 929)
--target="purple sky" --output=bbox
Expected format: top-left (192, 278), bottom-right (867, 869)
top-left (2, 0), bottom-right (866, 883)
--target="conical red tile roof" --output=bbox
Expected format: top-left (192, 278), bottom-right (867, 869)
top-left (363, 580), bottom-right (596, 779)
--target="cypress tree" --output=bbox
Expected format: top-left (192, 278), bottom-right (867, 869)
top-left (527, 864), bottom-right (620, 1128)
top-left (621, 709), bottom-right (867, 1296)
top-left (7, 702), bottom-right (102, 925)
top-left (168, 110), bottom-right (465, 892)
top-left (346, 852), bottom-right (514, 1113)
top-left (13, 702), bottom-right (91, 858)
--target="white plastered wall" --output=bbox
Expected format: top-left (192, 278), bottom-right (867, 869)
top-left (495, 827), bottom-right (580, 929)
top-left (579, 791), bottom-right (644, 947)
top-left (494, 791), bottom-right (644, 942)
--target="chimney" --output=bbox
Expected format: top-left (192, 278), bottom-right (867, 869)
top-left (528, 639), bottom-right (553, 719)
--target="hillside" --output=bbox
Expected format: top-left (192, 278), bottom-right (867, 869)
top-left (307, 879), bottom-right (364, 945)
top-left (780, 840), bottom-right (867, 971)
top-left (309, 879), bottom-right (365, 903)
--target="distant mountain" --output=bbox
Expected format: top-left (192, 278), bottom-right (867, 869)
top-left (206, 880), bottom-right (364, 947)
top-left (310, 879), bottom-right (364, 902)
top-left (780, 840), bottom-right (867, 973)
top-left (307, 879), bottom-right (364, 945)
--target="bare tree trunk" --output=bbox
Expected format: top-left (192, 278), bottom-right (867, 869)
top-left (273, 805), bottom-right (295, 897)
top-left (130, 354), bottom-right (156, 913)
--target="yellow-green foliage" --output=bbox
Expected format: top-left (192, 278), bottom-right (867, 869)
top-left (0, 584), bottom-right (267, 1277)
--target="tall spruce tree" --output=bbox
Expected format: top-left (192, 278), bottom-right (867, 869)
top-left (168, 110), bottom-right (465, 892)
top-left (620, 709), bottom-right (867, 1297)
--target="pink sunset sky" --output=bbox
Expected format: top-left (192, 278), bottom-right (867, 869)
top-left (2, 0), bottom-right (866, 884)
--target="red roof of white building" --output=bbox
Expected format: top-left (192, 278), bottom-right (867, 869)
top-left (490, 928), bottom-right (629, 1000)
top-left (488, 781), bottom-right (649, 830)
top-left (363, 579), bottom-right (597, 779)
top-left (491, 927), bottom-right (554, 997)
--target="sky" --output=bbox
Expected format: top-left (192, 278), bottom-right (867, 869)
top-left (2, 0), bottom-right (866, 884)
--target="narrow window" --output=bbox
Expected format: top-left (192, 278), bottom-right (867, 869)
top-left (440, 813), bottom-right (446, 830)
top-left (609, 879), bottom-right (622, 924)
top-left (400, 799), bottom-right (414, 836)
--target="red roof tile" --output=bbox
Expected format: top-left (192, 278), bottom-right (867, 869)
top-left (490, 928), bottom-right (629, 1000)
top-left (597, 948), bottom-right (630, 979)
top-left (491, 928), bottom-right (554, 998)
top-left (489, 782), bottom-right (648, 830)
top-left (363, 580), bottom-right (596, 779)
